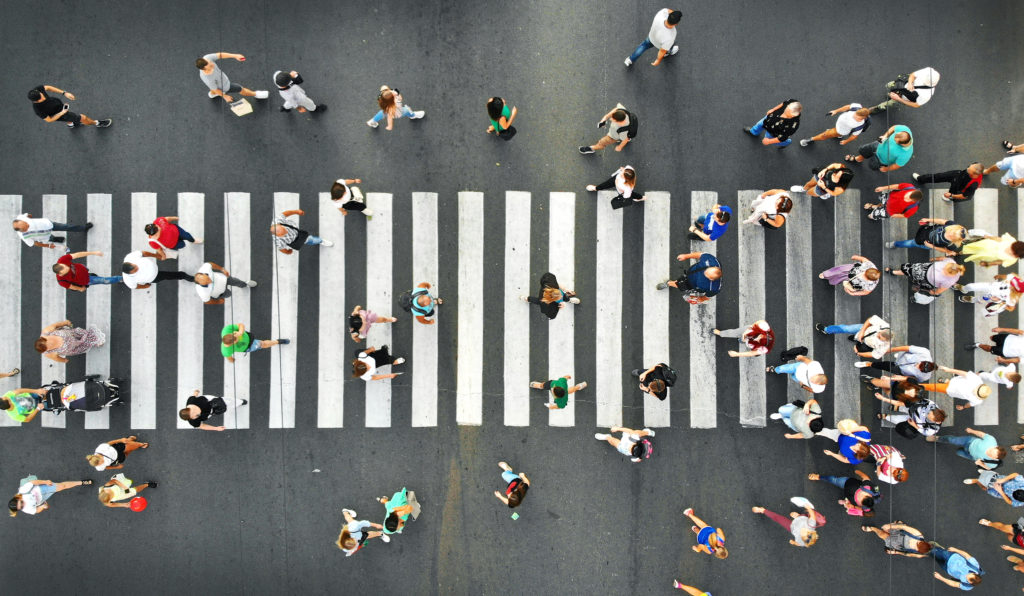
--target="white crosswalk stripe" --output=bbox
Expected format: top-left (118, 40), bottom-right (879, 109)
top-left (972, 188), bottom-right (1000, 425)
top-left (3, 189), bottom-right (1016, 431)
top-left (1018, 188), bottom-right (1024, 424)
top-left (929, 190), bottom-right (956, 424)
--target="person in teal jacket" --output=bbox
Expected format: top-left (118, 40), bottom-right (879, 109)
top-left (379, 488), bottom-right (420, 534)
top-left (846, 125), bottom-right (914, 173)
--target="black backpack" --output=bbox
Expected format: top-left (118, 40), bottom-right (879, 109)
top-left (658, 364), bottom-right (677, 387)
top-left (397, 290), bottom-right (414, 313)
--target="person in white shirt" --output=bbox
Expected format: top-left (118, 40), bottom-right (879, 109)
top-left (273, 70), bottom-right (326, 113)
top-left (968, 327), bottom-right (1024, 364)
top-left (742, 189), bottom-right (792, 226)
top-left (983, 154), bottom-right (1024, 188)
top-left (85, 436), bottom-right (149, 471)
top-left (585, 166), bottom-right (646, 208)
top-left (336, 507), bottom-right (388, 556)
top-left (799, 103), bottom-right (871, 147)
top-left (769, 354), bottom-right (827, 394)
top-left (815, 315), bottom-right (891, 360)
top-left (11, 213), bottom-right (92, 249)
top-left (926, 366), bottom-right (991, 411)
top-left (871, 67), bottom-right (940, 113)
top-left (979, 363), bottom-right (1019, 389)
top-left (624, 8), bottom-right (681, 67)
top-left (330, 178), bottom-right (372, 217)
top-left (121, 250), bottom-right (193, 290)
top-left (8, 477), bottom-right (92, 517)
top-left (194, 261), bottom-right (256, 305)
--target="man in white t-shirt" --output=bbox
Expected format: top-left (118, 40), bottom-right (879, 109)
top-left (979, 362), bottom-right (1019, 389)
top-left (933, 366), bottom-right (991, 411)
top-left (983, 154), bottom-right (1024, 188)
top-left (11, 213), bottom-right (92, 249)
top-left (871, 67), bottom-right (939, 113)
top-left (799, 103), bottom-right (871, 147)
top-left (624, 8), bottom-right (681, 67)
top-left (121, 250), bottom-right (193, 290)
top-left (194, 261), bottom-right (256, 305)
top-left (769, 353), bottom-right (827, 394)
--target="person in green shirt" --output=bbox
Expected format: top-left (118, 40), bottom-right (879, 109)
top-left (485, 97), bottom-right (517, 140)
top-left (846, 125), bottom-right (913, 173)
top-left (529, 375), bottom-right (587, 410)
top-left (220, 323), bottom-right (288, 363)
top-left (378, 487), bottom-right (420, 534)
top-left (1, 390), bottom-right (41, 423)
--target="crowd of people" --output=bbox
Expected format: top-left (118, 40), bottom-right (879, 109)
top-left (7, 6), bottom-right (1024, 592)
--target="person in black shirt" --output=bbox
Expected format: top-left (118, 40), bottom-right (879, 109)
top-left (631, 363), bottom-right (674, 400)
top-left (27, 85), bottom-right (111, 128)
top-left (745, 99), bottom-right (801, 148)
top-left (913, 163), bottom-right (984, 203)
top-left (178, 389), bottom-right (248, 431)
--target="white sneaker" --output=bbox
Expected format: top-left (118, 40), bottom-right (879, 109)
top-left (411, 110), bottom-right (425, 119)
top-left (393, 357), bottom-right (406, 365)
top-left (208, 90), bottom-right (218, 98)
top-left (586, 185), bottom-right (597, 191)
top-left (367, 119), bottom-right (379, 128)
top-left (254, 90), bottom-right (269, 99)
top-left (669, 45), bottom-right (679, 55)
top-left (790, 496), bottom-right (813, 509)
top-left (352, 186), bottom-right (364, 201)
top-left (643, 428), bottom-right (655, 437)
top-left (884, 241), bottom-right (896, 249)
top-left (799, 139), bottom-right (811, 147)
top-left (769, 413), bottom-right (782, 420)
top-left (246, 279), bottom-right (258, 288)
top-left (789, 185), bottom-right (806, 193)
top-left (853, 361), bottom-right (870, 368)
top-left (594, 433), bottom-right (609, 440)
top-left (519, 295), bottom-right (530, 302)
top-left (192, 238), bottom-right (204, 244)
top-left (624, 57), bottom-right (633, 67)
top-left (320, 239), bottom-right (334, 247)
top-left (343, 508), bottom-right (357, 517)
top-left (362, 208), bottom-right (374, 217)
top-left (380, 534), bottom-right (391, 543)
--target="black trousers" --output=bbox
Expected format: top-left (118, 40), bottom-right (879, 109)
top-left (868, 361), bottom-right (902, 374)
top-left (155, 270), bottom-right (194, 283)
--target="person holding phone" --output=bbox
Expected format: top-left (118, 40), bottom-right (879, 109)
top-left (27, 84), bottom-right (111, 128)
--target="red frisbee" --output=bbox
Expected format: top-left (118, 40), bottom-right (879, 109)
top-left (129, 497), bottom-right (147, 512)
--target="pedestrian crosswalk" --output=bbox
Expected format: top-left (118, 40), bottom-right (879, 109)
top-left (0, 189), bottom-right (1020, 431)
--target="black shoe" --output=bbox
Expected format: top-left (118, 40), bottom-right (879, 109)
top-left (146, 481), bottom-right (158, 489)
top-left (277, 338), bottom-right (290, 345)
top-left (687, 232), bottom-right (702, 240)
top-left (279, 106), bottom-right (291, 112)
top-left (85, 222), bottom-right (94, 230)
top-left (811, 167), bottom-right (821, 176)
top-left (240, 399), bottom-right (249, 406)
top-left (315, 104), bottom-right (327, 112)
top-left (51, 236), bottom-right (65, 243)
top-left (578, 146), bottom-right (595, 155)
top-left (743, 126), bottom-right (752, 135)
top-left (630, 369), bottom-right (643, 377)
top-left (814, 323), bottom-right (828, 335)
top-left (95, 119), bottom-right (113, 128)
top-left (84, 374), bottom-right (100, 381)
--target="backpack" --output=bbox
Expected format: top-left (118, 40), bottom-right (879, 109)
top-left (658, 364), bottom-right (677, 388)
top-left (397, 290), bottom-right (414, 313)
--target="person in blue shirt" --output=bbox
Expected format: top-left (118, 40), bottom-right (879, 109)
top-left (846, 125), bottom-right (914, 173)
top-left (656, 252), bottom-right (722, 303)
top-left (688, 204), bottom-right (731, 241)
top-left (930, 544), bottom-right (983, 590)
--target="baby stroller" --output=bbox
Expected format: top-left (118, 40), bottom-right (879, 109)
top-left (41, 375), bottom-right (125, 414)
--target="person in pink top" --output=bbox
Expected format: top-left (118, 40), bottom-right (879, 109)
top-left (145, 216), bottom-right (202, 260)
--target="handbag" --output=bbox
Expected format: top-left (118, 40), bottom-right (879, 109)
top-left (230, 98), bottom-right (253, 117)
top-left (497, 126), bottom-right (517, 140)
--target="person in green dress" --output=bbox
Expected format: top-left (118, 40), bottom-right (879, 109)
top-left (529, 375), bottom-right (587, 410)
top-left (485, 97), bottom-right (517, 140)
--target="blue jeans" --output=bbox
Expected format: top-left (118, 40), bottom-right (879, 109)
top-left (935, 434), bottom-right (976, 460)
top-left (893, 238), bottom-right (928, 250)
top-left (628, 38), bottom-right (655, 62)
top-left (824, 324), bottom-right (860, 335)
top-left (371, 105), bottom-right (415, 123)
top-left (501, 470), bottom-right (518, 484)
top-left (51, 222), bottom-right (89, 233)
top-left (748, 117), bottom-right (792, 148)
top-left (88, 275), bottom-right (122, 285)
top-left (774, 362), bottom-right (801, 384)
top-left (304, 235), bottom-right (323, 246)
top-left (820, 475), bottom-right (850, 490)
top-left (931, 546), bottom-right (953, 566)
top-left (173, 225), bottom-right (195, 249)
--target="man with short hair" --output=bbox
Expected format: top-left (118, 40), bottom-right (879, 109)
top-left (196, 52), bottom-right (268, 104)
top-left (767, 354), bottom-right (828, 394)
top-left (913, 163), bottom-right (984, 202)
top-left (860, 344), bottom-right (936, 382)
top-left (770, 398), bottom-right (824, 439)
top-left (927, 427), bottom-right (1006, 470)
top-left (815, 315), bottom-right (891, 360)
top-left (145, 215), bottom-right (201, 260)
top-left (12, 213), bottom-right (92, 249)
top-left (863, 183), bottom-right (922, 220)
top-left (407, 282), bottom-right (442, 325)
top-left (271, 209), bottom-right (334, 255)
top-left (194, 261), bottom-right (256, 305)
top-left (967, 327), bottom-right (1024, 365)
top-left (656, 252), bottom-right (722, 303)
top-left (928, 544), bottom-right (983, 591)
top-left (53, 251), bottom-right (121, 292)
top-left (121, 250), bottom-right (193, 290)
top-left (274, 70), bottom-right (326, 113)
top-left (847, 125), bottom-right (914, 172)
top-left (799, 102), bottom-right (870, 147)
top-left (983, 154), bottom-right (1024, 188)
top-left (178, 389), bottom-right (248, 431)
top-left (27, 84), bottom-right (111, 128)
top-left (579, 104), bottom-right (638, 154)
top-left (688, 204), bottom-right (732, 241)
top-left (624, 8), bottom-right (681, 67)
top-left (745, 100), bottom-right (802, 148)
top-left (871, 67), bottom-right (940, 113)
top-left (220, 323), bottom-right (288, 364)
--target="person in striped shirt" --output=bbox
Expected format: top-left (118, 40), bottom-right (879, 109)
top-left (270, 209), bottom-right (334, 255)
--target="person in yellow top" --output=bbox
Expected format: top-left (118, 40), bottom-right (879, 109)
top-left (963, 233), bottom-right (1024, 268)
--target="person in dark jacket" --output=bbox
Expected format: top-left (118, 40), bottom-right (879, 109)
top-left (520, 272), bottom-right (579, 319)
top-left (745, 99), bottom-right (801, 148)
top-left (913, 163), bottom-right (984, 203)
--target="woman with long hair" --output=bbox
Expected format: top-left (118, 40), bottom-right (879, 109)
top-left (493, 461), bottom-right (530, 508)
top-left (521, 272), bottom-right (580, 319)
top-left (742, 189), bottom-right (792, 229)
top-left (594, 426), bottom-right (654, 463)
top-left (35, 319), bottom-right (105, 363)
top-left (351, 345), bottom-right (405, 381)
top-left (585, 165), bottom-right (646, 209)
top-left (485, 97), bottom-right (517, 140)
top-left (367, 85), bottom-right (424, 130)
top-left (348, 305), bottom-right (398, 342)
top-left (751, 497), bottom-right (824, 548)
top-left (336, 507), bottom-right (387, 556)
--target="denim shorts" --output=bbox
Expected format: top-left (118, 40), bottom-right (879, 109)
top-left (501, 470), bottom-right (518, 484)
top-left (245, 340), bottom-right (263, 353)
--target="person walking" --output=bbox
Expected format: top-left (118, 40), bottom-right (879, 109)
top-left (624, 8), bottom-right (681, 67)
top-left (352, 345), bottom-right (405, 382)
top-left (53, 251), bottom-right (121, 291)
top-left (955, 274), bottom-right (1023, 316)
top-left (631, 363), bottom-right (676, 400)
top-left (594, 427), bottom-right (655, 463)
top-left (862, 344), bottom-right (936, 382)
top-left (9, 476), bottom-right (92, 517)
top-left (271, 209), bottom-right (334, 255)
top-left (273, 70), bottom-right (326, 113)
top-left (798, 102), bottom-right (870, 147)
top-left (808, 470), bottom-right (880, 517)
top-left (521, 272), bottom-right (580, 319)
top-left (819, 255), bottom-right (880, 297)
top-left (790, 163), bottom-right (854, 199)
top-left (121, 250), bottom-right (194, 289)
top-left (979, 362), bottom-right (1021, 389)
top-left (485, 97), bottom-right (517, 140)
top-left (977, 517), bottom-right (1024, 549)
top-left (682, 507), bottom-right (728, 559)
top-left (579, 104), bottom-right (638, 154)
top-left (966, 471), bottom-right (1024, 507)
top-left (861, 522), bottom-right (932, 557)
top-left (585, 166), bottom-right (646, 209)
top-left (194, 261), bottom-right (256, 305)
top-left (877, 393), bottom-right (945, 439)
top-left (178, 389), bottom-right (249, 431)
top-left (1, 389), bottom-right (42, 424)
top-left (885, 257), bottom-right (964, 299)
top-left (349, 305), bottom-right (398, 342)
top-left (750, 497), bottom-right (824, 548)
top-left (401, 282), bottom-right (443, 325)
top-left (983, 154), bottom-right (1024, 188)
top-left (767, 353), bottom-right (827, 394)
top-left (195, 52), bottom-right (268, 104)
top-left (846, 125), bottom-right (914, 172)
top-left (770, 399), bottom-right (824, 440)
top-left (97, 474), bottom-right (156, 509)
top-left (962, 232), bottom-right (1024, 268)
top-left (493, 461), bottom-right (530, 508)
top-left (330, 177), bottom-right (371, 217)
top-left (367, 85), bottom-right (424, 130)
top-left (741, 190), bottom-right (792, 229)
top-left (336, 508), bottom-right (387, 556)
top-left (819, 420), bottom-right (872, 465)
top-left (924, 366), bottom-right (992, 411)
top-left (870, 444), bottom-right (909, 484)
top-left (870, 67), bottom-right (940, 113)
top-left (28, 84), bottom-right (111, 128)
top-left (863, 183), bottom-right (922, 220)
top-left (220, 323), bottom-right (288, 363)
top-left (714, 320), bottom-right (774, 358)
top-left (86, 436), bottom-right (148, 471)
top-left (814, 315), bottom-right (891, 360)
top-left (967, 327), bottom-right (1024, 365)
top-left (35, 319), bottom-right (105, 363)
top-left (886, 217), bottom-right (966, 256)
top-left (927, 427), bottom-right (1006, 470)
top-left (12, 212), bottom-right (92, 250)
top-left (656, 252), bottom-right (722, 304)
top-left (671, 579), bottom-right (713, 595)
top-left (688, 203), bottom-right (732, 241)
top-left (530, 375), bottom-right (587, 410)
top-left (929, 544), bottom-right (983, 591)
top-left (913, 163), bottom-right (984, 203)
top-left (145, 215), bottom-right (202, 260)
top-left (744, 99), bottom-right (802, 148)
top-left (379, 487), bottom-right (420, 535)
